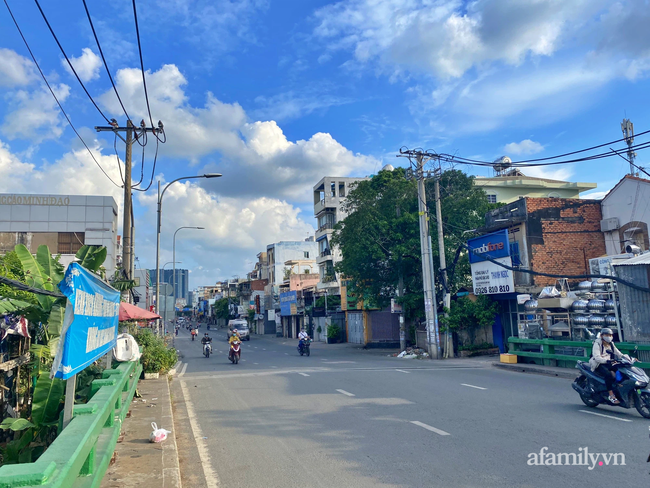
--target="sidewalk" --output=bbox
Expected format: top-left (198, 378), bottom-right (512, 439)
top-left (100, 373), bottom-right (181, 488)
top-left (492, 360), bottom-right (579, 379)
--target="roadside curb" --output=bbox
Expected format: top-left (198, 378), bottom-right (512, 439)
top-left (169, 360), bottom-right (181, 376)
top-left (492, 361), bottom-right (579, 380)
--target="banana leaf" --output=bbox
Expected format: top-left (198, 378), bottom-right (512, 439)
top-left (75, 245), bottom-right (107, 273)
top-left (0, 418), bottom-right (35, 431)
top-left (36, 245), bottom-right (64, 287)
top-left (31, 373), bottom-right (65, 427)
top-left (14, 244), bottom-right (54, 311)
top-left (46, 303), bottom-right (65, 359)
top-left (0, 298), bottom-right (33, 315)
top-left (0, 429), bottom-right (33, 465)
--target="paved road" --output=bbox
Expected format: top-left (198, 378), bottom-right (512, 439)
top-left (170, 324), bottom-right (649, 487)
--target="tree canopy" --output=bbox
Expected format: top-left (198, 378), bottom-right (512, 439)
top-left (332, 167), bottom-right (499, 321)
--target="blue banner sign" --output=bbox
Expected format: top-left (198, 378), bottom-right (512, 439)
top-left (280, 291), bottom-right (297, 316)
top-left (467, 229), bottom-right (510, 264)
top-left (51, 263), bottom-right (120, 380)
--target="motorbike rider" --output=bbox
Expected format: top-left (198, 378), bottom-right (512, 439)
top-left (229, 329), bottom-right (241, 361)
top-left (191, 328), bottom-right (198, 340)
top-left (298, 328), bottom-right (309, 351)
top-left (201, 332), bottom-right (212, 354)
top-left (589, 328), bottom-right (635, 404)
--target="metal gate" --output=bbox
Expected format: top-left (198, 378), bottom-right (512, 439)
top-left (347, 312), bottom-right (364, 344)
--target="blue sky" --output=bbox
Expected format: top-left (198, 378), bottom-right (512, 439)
top-left (1, 0), bottom-right (649, 287)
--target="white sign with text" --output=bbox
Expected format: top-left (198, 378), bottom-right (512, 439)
top-left (471, 256), bottom-right (515, 295)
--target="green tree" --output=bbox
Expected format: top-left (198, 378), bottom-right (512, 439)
top-left (332, 168), bottom-right (498, 321)
top-left (212, 298), bottom-right (230, 320)
top-left (439, 295), bottom-right (500, 346)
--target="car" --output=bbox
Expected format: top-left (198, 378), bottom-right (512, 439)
top-left (227, 319), bottom-right (251, 341)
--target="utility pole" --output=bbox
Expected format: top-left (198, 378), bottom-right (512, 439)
top-left (434, 174), bottom-right (452, 358)
top-left (96, 119), bottom-right (162, 302)
top-left (400, 149), bottom-right (441, 359)
top-left (621, 119), bottom-right (636, 176)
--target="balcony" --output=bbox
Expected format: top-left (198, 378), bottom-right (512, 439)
top-left (317, 222), bottom-right (335, 233)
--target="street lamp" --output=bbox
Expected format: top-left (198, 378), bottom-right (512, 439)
top-left (155, 173), bottom-right (221, 332)
top-left (173, 227), bottom-right (205, 331)
top-left (160, 260), bottom-right (181, 335)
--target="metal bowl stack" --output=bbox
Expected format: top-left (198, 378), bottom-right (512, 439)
top-left (572, 315), bottom-right (589, 327)
top-left (588, 315), bottom-right (606, 326)
top-left (605, 315), bottom-right (617, 326)
top-left (590, 281), bottom-right (606, 291)
top-left (523, 300), bottom-right (538, 311)
top-left (577, 281), bottom-right (593, 292)
top-left (587, 299), bottom-right (606, 312)
top-left (571, 300), bottom-right (589, 312)
top-left (604, 299), bottom-right (616, 311)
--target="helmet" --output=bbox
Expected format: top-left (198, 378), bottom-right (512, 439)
top-left (233, 329), bottom-right (238, 334)
top-left (601, 328), bottom-right (613, 335)
top-left (204, 332), bottom-right (208, 336)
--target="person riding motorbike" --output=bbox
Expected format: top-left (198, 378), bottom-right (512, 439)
top-left (201, 332), bottom-right (212, 355)
top-left (191, 328), bottom-right (198, 341)
top-left (228, 329), bottom-right (241, 360)
top-left (589, 328), bottom-right (636, 404)
top-left (298, 328), bottom-right (310, 352)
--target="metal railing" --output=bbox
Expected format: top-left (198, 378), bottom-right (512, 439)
top-left (0, 360), bottom-right (142, 488)
top-left (508, 337), bottom-right (650, 369)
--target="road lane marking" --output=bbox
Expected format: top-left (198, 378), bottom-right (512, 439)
top-left (298, 373), bottom-right (310, 377)
top-left (284, 353), bottom-right (289, 355)
top-left (271, 366), bottom-right (278, 368)
top-left (579, 410), bottom-right (632, 422)
top-left (179, 380), bottom-right (220, 487)
top-left (461, 383), bottom-right (487, 390)
top-left (254, 363), bottom-right (259, 365)
top-left (396, 369), bottom-right (410, 374)
top-left (179, 363), bottom-right (188, 377)
top-left (410, 421), bottom-right (450, 436)
top-left (263, 349), bottom-right (266, 350)
top-left (336, 389), bottom-right (355, 397)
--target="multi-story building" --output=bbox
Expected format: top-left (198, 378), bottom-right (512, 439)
top-left (150, 269), bottom-right (189, 302)
top-left (473, 169), bottom-right (596, 204)
top-left (265, 239), bottom-right (318, 296)
top-left (133, 269), bottom-right (151, 310)
top-left (0, 193), bottom-right (118, 275)
top-left (312, 176), bottom-right (368, 292)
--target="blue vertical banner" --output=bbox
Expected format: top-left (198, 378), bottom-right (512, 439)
top-left (51, 263), bottom-right (120, 380)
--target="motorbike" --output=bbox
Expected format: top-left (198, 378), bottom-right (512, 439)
top-left (229, 340), bottom-right (241, 364)
top-left (298, 338), bottom-right (311, 357)
top-left (191, 331), bottom-right (196, 341)
top-left (203, 341), bottom-right (212, 358)
top-left (572, 352), bottom-right (650, 418)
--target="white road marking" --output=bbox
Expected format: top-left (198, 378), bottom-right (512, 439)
top-left (262, 349), bottom-right (266, 351)
top-left (461, 383), bottom-right (487, 390)
top-left (179, 363), bottom-right (188, 377)
top-left (271, 366), bottom-right (278, 369)
top-left (410, 421), bottom-right (451, 436)
top-left (336, 389), bottom-right (355, 397)
top-left (179, 380), bottom-right (220, 487)
top-left (284, 353), bottom-right (289, 355)
top-left (396, 369), bottom-right (410, 374)
top-left (579, 410), bottom-right (632, 422)
top-left (298, 373), bottom-right (310, 377)
top-left (254, 363), bottom-right (259, 365)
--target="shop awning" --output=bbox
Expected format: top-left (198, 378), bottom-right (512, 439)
top-left (119, 302), bottom-right (161, 322)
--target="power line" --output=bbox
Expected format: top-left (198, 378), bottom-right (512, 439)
top-left (82, 0), bottom-right (131, 122)
top-left (3, 0), bottom-right (122, 188)
top-left (133, 136), bottom-right (159, 192)
top-left (113, 134), bottom-right (125, 185)
top-left (33, 0), bottom-right (110, 124)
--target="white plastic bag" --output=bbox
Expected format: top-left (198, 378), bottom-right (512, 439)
top-left (114, 333), bottom-right (142, 362)
top-left (149, 422), bottom-right (171, 443)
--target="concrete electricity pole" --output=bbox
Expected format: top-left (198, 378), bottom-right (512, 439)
top-left (621, 119), bottom-right (636, 176)
top-left (434, 174), bottom-right (452, 358)
top-left (95, 119), bottom-right (162, 302)
top-left (399, 149), bottom-right (441, 359)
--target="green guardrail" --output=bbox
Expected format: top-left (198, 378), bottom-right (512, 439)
top-left (508, 337), bottom-right (650, 370)
top-left (0, 360), bottom-right (142, 488)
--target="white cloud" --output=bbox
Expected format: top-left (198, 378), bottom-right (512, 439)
top-left (504, 139), bottom-right (544, 156)
top-left (98, 64), bottom-right (378, 201)
top-left (520, 166), bottom-right (574, 182)
top-left (63, 48), bottom-right (102, 83)
top-left (253, 91), bottom-right (355, 122)
top-left (0, 48), bottom-right (36, 87)
top-left (1, 83), bottom-right (71, 143)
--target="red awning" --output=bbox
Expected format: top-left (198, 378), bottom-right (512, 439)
top-left (119, 301), bottom-right (161, 322)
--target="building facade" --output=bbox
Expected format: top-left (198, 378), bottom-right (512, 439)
top-left (133, 269), bottom-right (151, 310)
top-left (473, 171), bottom-right (597, 204)
top-left (313, 176), bottom-right (368, 291)
top-left (265, 239), bottom-right (318, 296)
top-left (0, 193), bottom-right (118, 275)
top-left (150, 268), bottom-right (189, 302)
top-left (600, 175), bottom-right (650, 255)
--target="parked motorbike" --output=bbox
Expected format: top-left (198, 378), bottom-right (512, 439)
top-left (572, 352), bottom-right (650, 418)
top-left (298, 339), bottom-right (311, 357)
top-left (229, 340), bottom-right (241, 364)
top-left (203, 342), bottom-right (212, 358)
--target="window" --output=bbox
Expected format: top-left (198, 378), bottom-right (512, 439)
top-left (339, 183), bottom-right (345, 197)
top-left (509, 242), bottom-right (521, 266)
top-left (548, 192), bottom-right (561, 198)
top-left (57, 232), bottom-right (85, 254)
top-left (304, 251), bottom-right (310, 258)
top-left (487, 194), bottom-right (497, 203)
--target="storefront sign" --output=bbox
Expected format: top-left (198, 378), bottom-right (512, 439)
top-left (471, 256), bottom-right (515, 295)
top-left (51, 263), bottom-right (120, 380)
top-left (280, 291), bottom-right (297, 316)
top-left (468, 229), bottom-right (510, 264)
top-left (0, 195), bottom-right (70, 206)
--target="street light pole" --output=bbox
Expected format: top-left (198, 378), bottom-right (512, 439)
top-left (173, 226), bottom-right (204, 333)
top-left (155, 173), bottom-right (221, 335)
